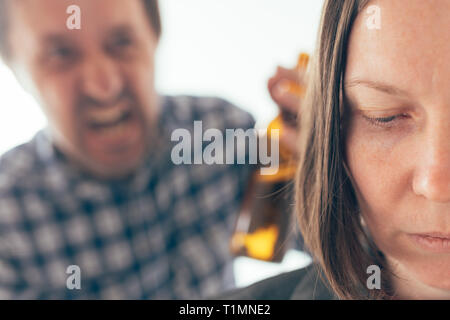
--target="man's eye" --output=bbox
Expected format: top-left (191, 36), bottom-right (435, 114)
top-left (109, 35), bottom-right (135, 51)
top-left (107, 35), bottom-right (136, 58)
top-left (48, 46), bottom-right (75, 60)
top-left (114, 37), bottom-right (132, 47)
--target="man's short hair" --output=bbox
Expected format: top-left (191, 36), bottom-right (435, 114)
top-left (0, 0), bottom-right (161, 62)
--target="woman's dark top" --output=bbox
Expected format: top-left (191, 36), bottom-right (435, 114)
top-left (220, 264), bottom-right (337, 300)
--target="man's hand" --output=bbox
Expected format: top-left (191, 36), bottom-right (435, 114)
top-left (267, 66), bottom-right (306, 156)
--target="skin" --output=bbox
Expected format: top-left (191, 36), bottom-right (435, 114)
top-left (6, 0), bottom-right (160, 179)
top-left (344, 0), bottom-right (450, 299)
top-left (268, 66), bottom-right (306, 156)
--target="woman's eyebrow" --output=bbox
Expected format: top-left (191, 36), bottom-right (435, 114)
top-left (345, 79), bottom-right (410, 97)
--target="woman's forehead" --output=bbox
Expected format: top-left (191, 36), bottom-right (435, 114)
top-left (345, 0), bottom-right (450, 100)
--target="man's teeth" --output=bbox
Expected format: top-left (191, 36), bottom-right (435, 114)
top-left (87, 105), bottom-right (130, 126)
top-left (97, 122), bottom-right (128, 136)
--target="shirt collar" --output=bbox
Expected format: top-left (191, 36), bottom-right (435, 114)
top-left (35, 128), bottom-right (57, 164)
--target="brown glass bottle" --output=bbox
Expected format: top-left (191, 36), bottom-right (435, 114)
top-left (230, 53), bottom-right (309, 262)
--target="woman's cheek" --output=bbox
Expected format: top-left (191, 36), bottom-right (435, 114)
top-left (344, 117), bottom-right (413, 241)
top-left (345, 116), bottom-right (399, 202)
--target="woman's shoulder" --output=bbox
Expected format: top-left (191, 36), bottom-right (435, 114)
top-left (219, 264), bottom-right (336, 300)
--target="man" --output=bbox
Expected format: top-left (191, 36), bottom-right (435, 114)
top-left (0, 0), bottom-right (302, 299)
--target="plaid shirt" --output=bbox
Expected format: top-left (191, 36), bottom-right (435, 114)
top-left (0, 95), bottom-right (256, 299)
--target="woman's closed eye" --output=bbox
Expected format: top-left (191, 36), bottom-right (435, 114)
top-left (362, 113), bottom-right (410, 128)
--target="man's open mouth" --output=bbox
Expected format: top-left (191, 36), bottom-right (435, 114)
top-left (86, 104), bottom-right (134, 131)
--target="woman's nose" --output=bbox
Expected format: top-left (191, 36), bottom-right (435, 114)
top-left (413, 118), bottom-right (450, 203)
top-left (80, 54), bottom-right (124, 103)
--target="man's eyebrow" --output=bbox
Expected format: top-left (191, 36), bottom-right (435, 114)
top-left (109, 24), bottom-right (135, 36)
top-left (41, 34), bottom-right (72, 45)
top-left (344, 79), bottom-right (410, 97)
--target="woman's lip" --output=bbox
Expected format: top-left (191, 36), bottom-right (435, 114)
top-left (408, 233), bottom-right (450, 253)
top-left (414, 232), bottom-right (450, 239)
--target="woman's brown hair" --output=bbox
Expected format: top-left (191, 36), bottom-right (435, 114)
top-left (296, 0), bottom-right (393, 300)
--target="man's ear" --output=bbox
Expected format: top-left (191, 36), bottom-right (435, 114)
top-left (7, 59), bottom-right (37, 97)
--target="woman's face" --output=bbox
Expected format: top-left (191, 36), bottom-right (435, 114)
top-left (344, 0), bottom-right (450, 298)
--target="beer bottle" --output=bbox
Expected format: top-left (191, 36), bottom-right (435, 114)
top-left (230, 53), bottom-right (309, 262)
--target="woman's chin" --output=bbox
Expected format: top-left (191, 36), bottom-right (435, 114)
top-left (390, 257), bottom-right (450, 299)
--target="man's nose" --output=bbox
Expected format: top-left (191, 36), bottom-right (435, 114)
top-left (80, 54), bottom-right (124, 103)
top-left (413, 118), bottom-right (450, 203)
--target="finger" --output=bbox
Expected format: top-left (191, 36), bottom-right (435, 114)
top-left (279, 126), bottom-right (299, 157)
top-left (268, 75), bottom-right (285, 105)
top-left (268, 70), bottom-right (306, 106)
top-left (275, 66), bottom-right (306, 86)
top-left (268, 66), bottom-right (305, 92)
top-left (273, 85), bottom-right (302, 115)
top-left (267, 67), bottom-right (285, 92)
top-left (267, 75), bottom-right (278, 94)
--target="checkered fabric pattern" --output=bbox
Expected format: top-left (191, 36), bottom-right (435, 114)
top-left (0, 95), bottom-right (256, 299)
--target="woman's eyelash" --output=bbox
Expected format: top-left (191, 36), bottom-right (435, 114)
top-left (362, 114), bottom-right (408, 127)
top-left (366, 115), bottom-right (397, 123)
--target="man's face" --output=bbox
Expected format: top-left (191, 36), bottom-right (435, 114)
top-left (7, 0), bottom-right (159, 179)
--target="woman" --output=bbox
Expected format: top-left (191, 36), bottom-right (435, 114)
top-left (225, 0), bottom-right (450, 300)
